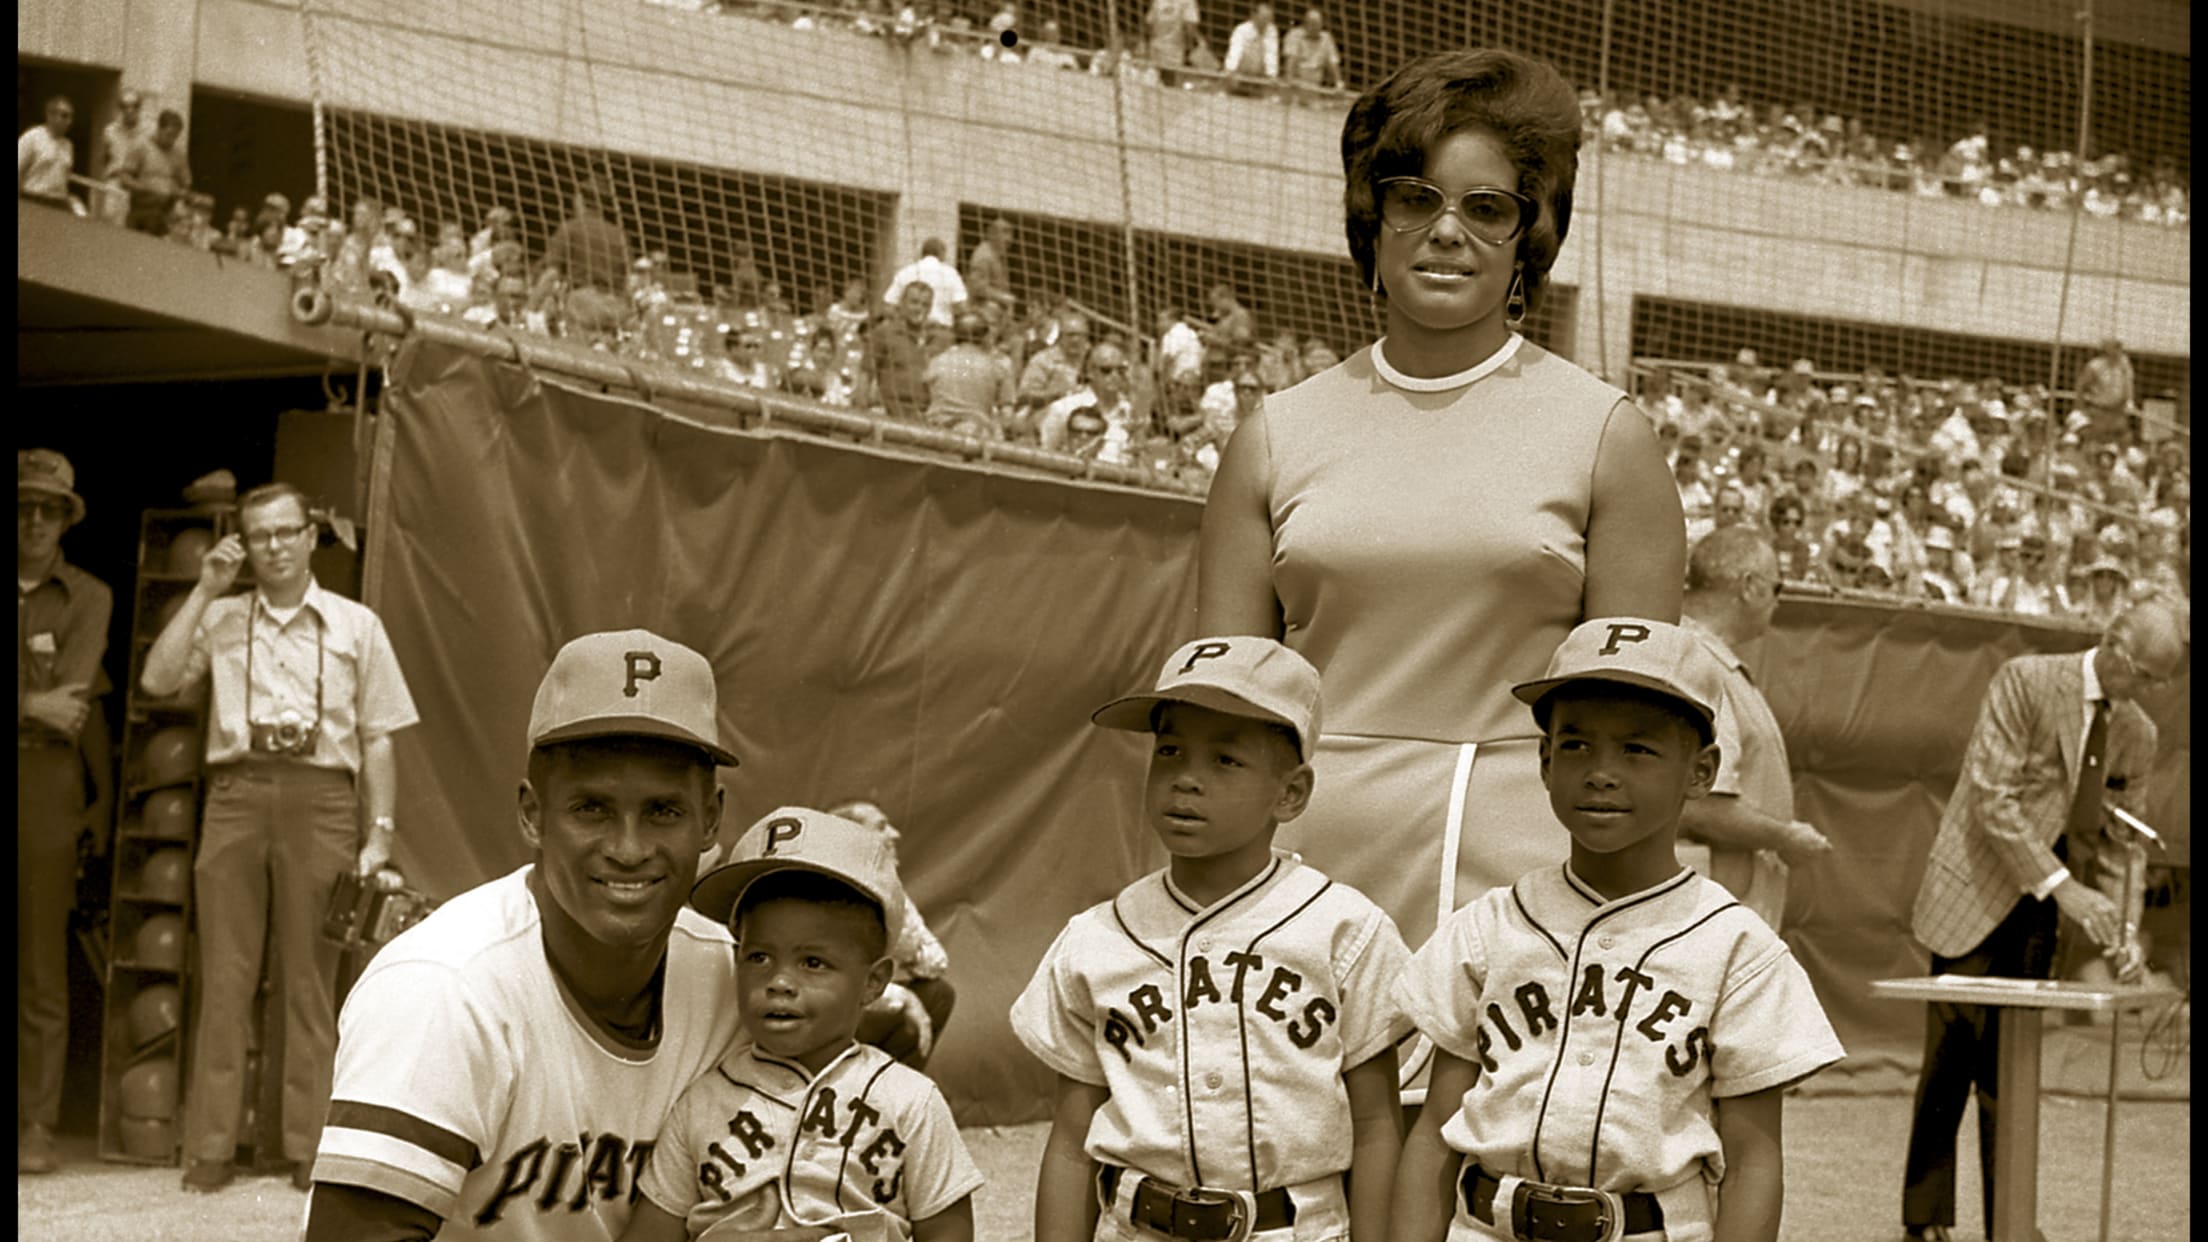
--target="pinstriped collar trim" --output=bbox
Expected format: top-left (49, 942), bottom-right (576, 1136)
top-left (1370, 332), bottom-right (1523, 392)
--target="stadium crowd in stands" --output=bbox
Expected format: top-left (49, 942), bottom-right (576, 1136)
top-left (19, 85), bottom-right (2189, 624)
top-left (1637, 348), bottom-right (2188, 622)
top-left (642, 0), bottom-right (2189, 227)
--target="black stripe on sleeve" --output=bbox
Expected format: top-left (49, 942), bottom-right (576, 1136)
top-left (325, 1101), bottom-right (482, 1171)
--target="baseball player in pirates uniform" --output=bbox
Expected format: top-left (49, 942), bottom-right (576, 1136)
top-left (623, 808), bottom-right (982, 1241)
top-left (1015, 637), bottom-right (1412, 1242)
top-left (306, 631), bottom-right (744, 1241)
top-left (1392, 619), bottom-right (1843, 1242)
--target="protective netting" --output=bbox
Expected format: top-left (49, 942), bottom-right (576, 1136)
top-left (289, 0), bottom-right (2188, 609)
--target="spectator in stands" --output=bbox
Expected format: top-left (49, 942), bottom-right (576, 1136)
top-left (1300, 337), bottom-right (1339, 374)
top-left (1147, 0), bottom-right (1203, 83)
top-left (1712, 484), bottom-right (1751, 532)
top-left (18, 96), bottom-right (79, 211)
top-left (1254, 329), bottom-right (1303, 391)
top-left (1675, 435), bottom-right (1715, 540)
top-left (93, 89), bottom-right (147, 222)
top-left (966, 216), bottom-right (1014, 307)
top-left (826, 277), bottom-right (872, 346)
top-left (462, 274), bottom-right (534, 332)
top-left (1223, 3), bottom-right (1280, 87)
top-left (1200, 281), bottom-right (1256, 352)
top-left (1769, 493), bottom-right (1819, 582)
top-left (924, 309), bottom-right (1017, 438)
top-left (716, 328), bottom-right (777, 389)
top-left (1729, 442), bottom-right (1773, 519)
top-left (1155, 305), bottom-right (1205, 415)
top-left (468, 206), bottom-right (518, 278)
top-left (883, 237), bottom-right (967, 328)
top-left (117, 108), bottom-right (190, 236)
top-left (1281, 7), bottom-right (1343, 91)
top-left (2067, 557), bottom-right (2133, 629)
top-left (2075, 337), bottom-right (2137, 446)
top-left (543, 184), bottom-right (631, 339)
top-left (1016, 312), bottom-right (1090, 409)
top-left (1917, 524), bottom-right (1970, 604)
top-left (865, 281), bottom-right (942, 421)
top-left (1037, 340), bottom-right (1138, 463)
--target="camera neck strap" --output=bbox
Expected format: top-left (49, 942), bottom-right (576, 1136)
top-left (245, 596), bottom-right (325, 734)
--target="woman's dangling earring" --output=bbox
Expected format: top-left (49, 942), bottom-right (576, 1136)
top-left (1506, 266), bottom-right (1527, 325)
top-left (1371, 265), bottom-right (1383, 297)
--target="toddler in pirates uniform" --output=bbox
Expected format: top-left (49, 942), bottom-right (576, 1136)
top-left (1015, 636), bottom-right (1413, 1242)
top-left (621, 808), bottom-right (982, 1242)
top-left (1391, 619), bottom-right (1844, 1242)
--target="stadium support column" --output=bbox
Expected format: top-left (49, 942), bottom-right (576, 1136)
top-left (121, 0), bottom-right (200, 135)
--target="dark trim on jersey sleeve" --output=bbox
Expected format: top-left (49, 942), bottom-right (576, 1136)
top-left (325, 1100), bottom-right (483, 1170)
top-left (303, 1180), bottom-right (446, 1242)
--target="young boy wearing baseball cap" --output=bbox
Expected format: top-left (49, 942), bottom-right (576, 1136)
top-left (1015, 636), bottom-right (1413, 1242)
top-left (621, 808), bottom-right (983, 1242)
top-left (1391, 619), bottom-right (1844, 1242)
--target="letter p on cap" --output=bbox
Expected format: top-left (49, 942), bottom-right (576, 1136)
top-left (623, 650), bottom-right (662, 697)
top-left (762, 816), bottom-right (803, 855)
top-left (1599, 622), bottom-right (1651, 656)
top-left (1179, 640), bottom-right (1233, 674)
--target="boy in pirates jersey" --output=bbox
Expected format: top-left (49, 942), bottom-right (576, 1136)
top-left (622, 807), bottom-right (981, 1242)
top-left (1392, 620), bottom-right (1844, 1242)
top-left (1015, 636), bottom-right (1412, 1242)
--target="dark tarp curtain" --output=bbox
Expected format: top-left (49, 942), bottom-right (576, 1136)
top-left (367, 338), bottom-right (2188, 1121)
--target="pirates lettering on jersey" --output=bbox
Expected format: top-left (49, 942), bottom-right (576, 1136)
top-left (1098, 949), bottom-right (1343, 1064)
top-left (692, 1090), bottom-right (911, 1208)
top-left (475, 1132), bottom-right (655, 1226)
top-left (1460, 961), bottom-right (1713, 1087)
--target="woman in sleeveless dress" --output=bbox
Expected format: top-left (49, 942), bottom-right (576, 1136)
top-left (1197, 49), bottom-right (1685, 979)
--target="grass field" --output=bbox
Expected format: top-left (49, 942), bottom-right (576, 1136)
top-left (17, 1089), bottom-right (2189, 1242)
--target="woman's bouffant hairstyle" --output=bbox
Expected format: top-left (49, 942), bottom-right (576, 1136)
top-left (1341, 48), bottom-right (1583, 313)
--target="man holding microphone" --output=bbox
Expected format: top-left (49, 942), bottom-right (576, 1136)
top-left (142, 482), bottom-right (419, 1194)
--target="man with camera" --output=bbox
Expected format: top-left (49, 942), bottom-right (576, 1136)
top-left (141, 481), bottom-right (418, 1195)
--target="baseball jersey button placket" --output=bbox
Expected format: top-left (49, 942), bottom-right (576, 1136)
top-left (1599, 935), bottom-right (1614, 949)
top-left (1205, 1071), bottom-right (1224, 1091)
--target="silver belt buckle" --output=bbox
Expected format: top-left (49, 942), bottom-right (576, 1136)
top-left (1519, 1181), bottom-right (1621, 1242)
top-left (1173, 1185), bottom-right (1253, 1242)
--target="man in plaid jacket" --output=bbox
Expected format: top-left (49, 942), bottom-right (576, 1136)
top-left (1898, 598), bottom-right (2185, 1242)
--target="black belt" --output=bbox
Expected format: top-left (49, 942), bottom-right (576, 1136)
top-left (1098, 1165), bottom-right (1295, 1240)
top-left (1461, 1162), bottom-right (1663, 1242)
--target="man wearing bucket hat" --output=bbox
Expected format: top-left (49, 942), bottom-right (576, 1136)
top-left (306, 629), bottom-right (743, 1241)
top-left (617, 808), bottom-right (982, 1242)
top-left (17, 448), bottom-right (116, 1174)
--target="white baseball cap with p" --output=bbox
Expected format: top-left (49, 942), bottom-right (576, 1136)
top-left (690, 807), bottom-right (904, 941)
top-left (1090, 636), bottom-right (1322, 761)
top-left (1511, 618), bottom-right (1724, 737)
top-left (526, 629), bottom-right (738, 766)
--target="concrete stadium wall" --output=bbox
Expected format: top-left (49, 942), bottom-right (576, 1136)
top-left (22, 0), bottom-right (2189, 379)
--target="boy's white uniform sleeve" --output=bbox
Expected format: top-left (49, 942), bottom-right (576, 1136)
top-left (315, 959), bottom-right (513, 1219)
top-left (1394, 905), bottom-right (1491, 1064)
top-left (895, 1083), bottom-right (987, 1222)
top-left (1332, 904), bottom-right (1416, 1069)
top-left (1705, 939), bottom-right (1846, 1098)
top-left (1008, 920), bottom-right (1107, 1085)
top-left (636, 1077), bottom-right (712, 1217)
